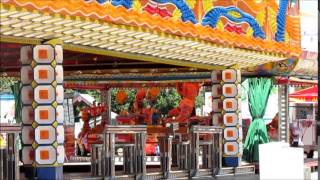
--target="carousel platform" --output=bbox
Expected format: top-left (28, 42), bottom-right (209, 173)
top-left (57, 157), bottom-right (256, 179)
top-left (60, 166), bottom-right (256, 180)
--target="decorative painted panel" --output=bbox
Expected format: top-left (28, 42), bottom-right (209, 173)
top-left (82, 0), bottom-right (297, 42)
top-left (4, 0), bottom-right (300, 43)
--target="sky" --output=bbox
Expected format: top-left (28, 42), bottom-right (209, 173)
top-left (299, 0), bottom-right (318, 52)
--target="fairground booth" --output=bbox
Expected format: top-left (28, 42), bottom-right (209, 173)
top-left (0, 0), bottom-right (302, 179)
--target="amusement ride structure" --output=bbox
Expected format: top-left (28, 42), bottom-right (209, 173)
top-left (0, 0), bottom-right (313, 179)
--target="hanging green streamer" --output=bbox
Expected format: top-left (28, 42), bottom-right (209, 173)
top-left (10, 81), bottom-right (22, 124)
top-left (243, 77), bottom-right (273, 162)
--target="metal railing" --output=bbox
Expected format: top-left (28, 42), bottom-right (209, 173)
top-left (91, 125), bottom-right (226, 179)
top-left (0, 123), bottom-right (21, 180)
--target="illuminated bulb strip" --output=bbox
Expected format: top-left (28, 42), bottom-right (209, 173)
top-left (161, 52), bottom-right (180, 58)
top-left (167, 46), bottom-right (185, 52)
top-left (33, 24), bottom-right (55, 31)
top-left (35, 33), bottom-right (56, 39)
top-left (90, 25), bottom-right (109, 31)
top-left (81, 40), bottom-right (101, 46)
top-left (144, 49), bottom-right (161, 55)
top-left (149, 36), bottom-right (168, 42)
top-left (162, 39), bottom-right (177, 45)
top-left (134, 33), bottom-right (152, 39)
top-left (153, 51), bottom-right (171, 57)
top-left (82, 32), bottom-right (100, 38)
top-left (44, 26), bottom-right (63, 32)
top-left (116, 46), bottom-right (139, 52)
top-left (53, 19), bottom-right (73, 25)
top-left (0, 17), bottom-right (9, 23)
top-left (107, 44), bottom-right (124, 50)
top-left (142, 35), bottom-right (159, 40)
top-left (136, 49), bottom-right (149, 54)
top-left (177, 55), bottom-right (193, 60)
top-left (99, 42), bottom-right (117, 48)
top-left (64, 37), bottom-right (82, 43)
top-left (53, 27), bottom-right (74, 33)
top-left (131, 41), bottom-right (148, 47)
top-left (101, 35), bottom-right (118, 41)
top-left (100, 27), bottom-right (119, 33)
top-left (63, 21), bottom-right (84, 27)
top-left (164, 54), bottom-right (183, 59)
top-left (0, 27), bottom-right (12, 33)
top-left (116, 38), bottom-right (134, 43)
top-left (91, 34), bottom-right (110, 40)
top-left (0, 9), bottom-right (8, 14)
top-left (107, 36), bottom-right (125, 42)
top-left (63, 29), bottom-right (83, 35)
top-left (9, 12), bottom-right (31, 18)
top-left (110, 29), bottom-right (128, 35)
top-left (19, 13), bottom-right (41, 20)
top-left (11, 21), bottom-right (33, 28)
top-left (139, 42), bottom-right (156, 48)
top-left (0, 11), bottom-right (20, 17)
top-left (73, 38), bottom-right (93, 44)
top-left (82, 23), bottom-right (101, 29)
top-left (2, 28), bottom-right (22, 35)
top-left (32, 16), bottom-right (52, 22)
top-left (73, 22), bottom-right (92, 28)
top-left (13, 29), bottom-right (35, 36)
top-left (56, 36), bottom-right (73, 41)
top-left (125, 47), bottom-right (141, 53)
top-left (42, 18), bottom-right (63, 24)
top-left (1, 19), bottom-right (20, 25)
top-left (24, 31), bottom-right (43, 38)
top-left (91, 41), bottom-right (109, 47)
top-left (0, 11), bottom-right (287, 68)
top-left (118, 31), bottom-right (141, 37)
top-left (145, 43), bottom-right (159, 49)
top-left (73, 30), bottom-right (92, 36)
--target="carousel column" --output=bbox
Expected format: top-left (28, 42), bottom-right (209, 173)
top-left (211, 69), bottom-right (242, 167)
top-left (20, 44), bottom-right (64, 179)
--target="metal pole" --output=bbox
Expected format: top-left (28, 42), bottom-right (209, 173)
top-left (212, 133), bottom-right (222, 176)
top-left (278, 83), bottom-right (290, 143)
top-left (190, 131), bottom-right (199, 177)
top-left (107, 89), bottom-right (112, 125)
top-left (110, 133), bottom-right (115, 178)
top-left (158, 136), bottom-right (172, 179)
top-left (135, 132), bottom-right (146, 180)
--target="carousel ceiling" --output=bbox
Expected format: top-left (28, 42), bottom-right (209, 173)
top-left (0, 0), bottom-right (298, 71)
top-left (0, 42), bottom-right (208, 77)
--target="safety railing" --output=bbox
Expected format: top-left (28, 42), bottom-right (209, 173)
top-left (91, 125), bottom-right (226, 179)
top-left (0, 123), bottom-right (21, 180)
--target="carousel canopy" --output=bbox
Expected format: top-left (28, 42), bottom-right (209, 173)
top-left (0, 0), bottom-right (301, 75)
top-left (289, 86), bottom-right (318, 103)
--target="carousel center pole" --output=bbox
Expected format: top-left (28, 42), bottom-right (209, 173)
top-left (20, 39), bottom-right (64, 179)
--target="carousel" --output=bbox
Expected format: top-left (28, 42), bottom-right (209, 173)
top-left (0, 0), bottom-right (303, 179)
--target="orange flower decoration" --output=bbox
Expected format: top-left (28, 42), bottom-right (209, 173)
top-left (147, 87), bottom-right (160, 100)
top-left (115, 90), bottom-right (128, 105)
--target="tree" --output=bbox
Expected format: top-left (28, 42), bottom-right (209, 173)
top-left (154, 89), bottom-right (181, 117)
top-left (110, 88), bottom-right (181, 117)
top-left (0, 76), bottom-right (17, 93)
top-left (195, 87), bottom-right (205, 109)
